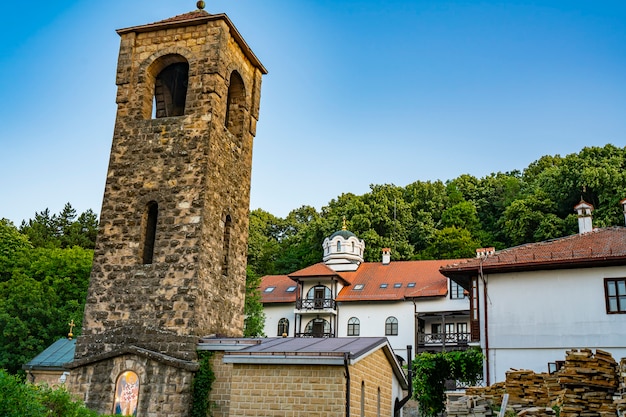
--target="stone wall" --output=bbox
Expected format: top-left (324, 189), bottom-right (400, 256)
top-left (68, 352), bottom-right (196, 417)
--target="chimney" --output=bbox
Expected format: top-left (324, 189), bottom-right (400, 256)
top-left (476, 247), bottom-right (495, 258)
top-left (574, 200), bottom-right (593, 234)
top-left (382, 248), bottom-right (391, 265)
top-left (621, 198), bottom-right (626, 226)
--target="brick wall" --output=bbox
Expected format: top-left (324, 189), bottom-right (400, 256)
top-left (227, 363), bottom-right (346, 416)
top-left (350, 348), bottom-right (395, 417)
top-left (209, 352), bottom-right (233, 417)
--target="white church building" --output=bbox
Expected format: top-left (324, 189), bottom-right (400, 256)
top-left (260, 224), bottom-right (472, 363)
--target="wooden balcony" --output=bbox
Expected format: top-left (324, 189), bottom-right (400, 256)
top-left (417, 332), bottom-right (470, 351)
top-left (295, 297), bottom-right (337, 314)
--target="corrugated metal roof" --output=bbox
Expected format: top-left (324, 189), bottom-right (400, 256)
top-left (23, 338), bottom-right (76, 370)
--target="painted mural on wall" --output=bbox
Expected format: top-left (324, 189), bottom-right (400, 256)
top-left (114, 371), bottom-right (139, 416)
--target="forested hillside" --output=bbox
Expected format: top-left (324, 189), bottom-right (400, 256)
top-left (1, 144), bottom-right (625, 374)
top-left (247, 144), bottom-right (626, 276)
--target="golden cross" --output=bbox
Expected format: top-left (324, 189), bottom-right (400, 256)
top-left (68, 319), bottom-right (76, 340)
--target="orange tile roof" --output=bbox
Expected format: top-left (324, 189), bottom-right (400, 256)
top-left (288, 262), bottom-right (348, 282)
top-left (259, 275), bottom-right (297, 303)
top-left (441, 227), bottom-right (626, 278)
top-left (337, 260), bottom-right (461, 302)
top-left (261, 259), bottom-right (464, 304)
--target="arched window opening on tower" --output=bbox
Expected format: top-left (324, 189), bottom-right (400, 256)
top-left (153, 62), bottom-right (189, 118)
top-left (224, 71), bottom-right (246, 139)
top-left (142, 201), bottom-right (158, 264)
top-left (222, 214), bottom-right (232, 276)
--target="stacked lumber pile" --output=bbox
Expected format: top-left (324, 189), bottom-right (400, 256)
top-left (465, 371), bottom-right (560, 408)
top-left (447, 395), bottom-right (494, 417)
top-left (615, 358), bottom-right (626, 417)
top-left (558, 349), bottom-right (618, 417)
top-left (466, 382), bottom-right (506, 406)
top-left (517, 407), bottom-right (556, 417)
top-left (503, 369), bottom-right (553, 407)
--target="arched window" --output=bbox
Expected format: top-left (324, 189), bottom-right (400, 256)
top-left (142, 201), bottom-right (158, 264)
top-left (153, 62), bottom-right (189, 118)
top-left (337, 241), bottom-right (342, 252)
top-left (277, 318), bottom-right (289, 336)
top-left (306, 285), bottom-right (331, 309)
top-left (224, 71), bottom-right (246, 139)
top-left (304, 318), bottom-right (330, 337)
top-left (113, 371), bottom-right (140, 415)
top-left (385, 316), bottom-right (398, 336)
top-left (351, 241), bottom-right (355, 253)
top-left (222, 215), bottom-right (232, 277)
top-left (347, 317), bottom-right (360, 336)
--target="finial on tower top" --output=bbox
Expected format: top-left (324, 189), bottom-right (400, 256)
top-left (342, 216), bottom-right (347, 230)
top-left (197, 1), bottom-right (206, 10)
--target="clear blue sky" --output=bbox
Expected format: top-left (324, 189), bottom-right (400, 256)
top-left (1, 0), bottom-right (625, 225)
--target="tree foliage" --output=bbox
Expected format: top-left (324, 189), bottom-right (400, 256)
top-left (412, 348), bottom-right (484, 417)
top-left (0, 369), bottom-right (109, 417)
top-left (246, 145), bottom-right (626, 276)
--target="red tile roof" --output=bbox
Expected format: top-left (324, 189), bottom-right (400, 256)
top-left (259, 275), bottom-right (297, 303)
top-left (261, 259), bottom-right (464, 304)
top-left (337, 260), bottom-right (460, 302)
top-left (441, 227), bottom-right (626, 278)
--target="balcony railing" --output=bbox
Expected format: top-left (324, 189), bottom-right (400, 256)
top-left (418, 332), bottom-right (470, 346)
top-left (295, 297), bottom-right (336, 310)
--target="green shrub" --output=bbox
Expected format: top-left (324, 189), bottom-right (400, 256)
top-left (0, 369), bottom-right (107, 417)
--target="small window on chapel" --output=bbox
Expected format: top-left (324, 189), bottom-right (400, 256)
top-left (114, 371), bottom-right (140, 415)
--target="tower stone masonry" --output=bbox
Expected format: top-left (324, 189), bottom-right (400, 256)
top-left (68, 6), bottom-right (265, 416)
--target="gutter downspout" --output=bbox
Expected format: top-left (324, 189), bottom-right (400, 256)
top-left (480, 259), bottom-right (490, 386)
top-left (394, 345), bottom-right (413, 416)
top-left (344, 352), bottom-right (350, 417)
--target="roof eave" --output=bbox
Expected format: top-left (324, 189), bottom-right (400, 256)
top-left (116, 13), bottom-right (267, 74)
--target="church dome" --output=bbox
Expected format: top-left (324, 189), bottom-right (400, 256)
top-left (322, 219), bottom-right (365, 272)
top-left (330, 229), bottom-right (357, 239)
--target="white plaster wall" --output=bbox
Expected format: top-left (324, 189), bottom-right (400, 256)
top-left (337, 301), bottom-right (415, 362)
top-left (262, 304), bottom-right (295, 337)
top-left (480, 265), bottom-right (626, 382)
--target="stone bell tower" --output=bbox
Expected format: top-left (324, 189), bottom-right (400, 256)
top-left (68, 3), bottom-right (265, 415)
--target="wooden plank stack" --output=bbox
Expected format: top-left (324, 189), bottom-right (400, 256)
top-left (558, 349), bottom-right (618, 417)
top-left (449, 350), bottom-right (623, 417)
top-left (614, 358), bottom-right (626, 417)
top-left (447, 395), bottom-right (494, 417)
